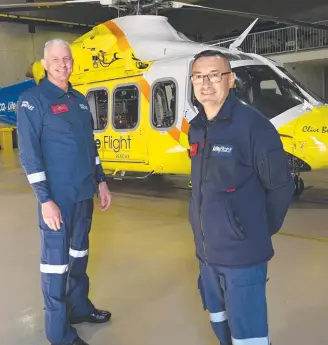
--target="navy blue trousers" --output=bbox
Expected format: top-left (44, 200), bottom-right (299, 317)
top-left (198, 261), bottom-right (271, 345)
top-left (38, 198), bottom-right (95, 345)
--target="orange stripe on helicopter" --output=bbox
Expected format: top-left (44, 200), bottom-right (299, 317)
top-left (103, 20), bottom-right (190, 143)
top-left (181, 118), bottom-right (190, 135)
top-left (103, 21), bottom-right (131, 52)
top-left (138, 78), bottom-right (150, 102)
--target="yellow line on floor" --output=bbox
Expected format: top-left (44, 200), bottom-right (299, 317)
top-left (277, 232), bottom-right (328, 242)
top-left (1, 182), bottom-right (328, 243)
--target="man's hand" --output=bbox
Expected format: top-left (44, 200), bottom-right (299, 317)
top-left (99, 181), bottom-right (112, 211)
top-left (41, 200), bottom-right (63, 231)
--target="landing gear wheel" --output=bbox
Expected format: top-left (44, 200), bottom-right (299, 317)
top-left (293, 174), bottom-right (304, 198)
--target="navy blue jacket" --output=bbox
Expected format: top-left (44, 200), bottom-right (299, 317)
top-left (17, 78), bottom-right (105, 206)
top-left (188, 90), bottom-right (295, 267)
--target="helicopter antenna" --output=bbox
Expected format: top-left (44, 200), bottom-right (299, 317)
top-left (206, 18), bottom-right (258, 48)
top-left (137, 0), bottom-right (140, 15)
top-left (229, 18), bottom-right (258, 50)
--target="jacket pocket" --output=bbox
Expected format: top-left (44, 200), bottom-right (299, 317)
top-left (205, 142), bottom-right (236, 192)
top-left (44, 115), bottom-right (72, 134)
top-left (225, 198), bottom-right (246, 240)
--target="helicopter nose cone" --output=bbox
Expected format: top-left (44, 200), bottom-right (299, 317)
top-left (294, 105), bottom-right (328, 170)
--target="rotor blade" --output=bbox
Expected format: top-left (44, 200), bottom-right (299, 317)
top-left (0, 12), bottom-right (94, 28)
top-left (170, 1), bottom-right (328, 31)
top-left (0, 0), bottom-right (116, 12)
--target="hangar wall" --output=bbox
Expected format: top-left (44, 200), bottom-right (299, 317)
top-left (0, 23), bottom-right (80, 87)
top-left (270, 49), bottom-right (328, 101)
top-left (284, 63), bottom-right (326, 99)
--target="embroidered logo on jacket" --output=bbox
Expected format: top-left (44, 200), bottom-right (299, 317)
top-left (79, 104), bottom-right (88, 110)
top-left (51, 104), bottom-right (69, 115)
top-left (212, 144), bottom-right (233, 156)
top-left (189, 143), bottom-right (199, 157)
top-left (21, 101), bottom-right (34, 111)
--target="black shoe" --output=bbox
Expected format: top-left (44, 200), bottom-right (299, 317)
top-left (70, 309), bottom-right (112, 324)
top-left (71, 337), bottom-right (89, 345)
top-left (51, 336), bottom-right (89, 345)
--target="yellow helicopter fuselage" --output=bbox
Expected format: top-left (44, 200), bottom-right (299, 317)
top-left (29, 15), bottom-right (328, 180)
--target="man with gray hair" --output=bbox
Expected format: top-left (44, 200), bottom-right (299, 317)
top-left (17, 39), bottom-right (112, 345)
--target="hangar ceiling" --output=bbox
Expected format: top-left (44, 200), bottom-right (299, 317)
top-left (0, 0), bottom-right (328, 40)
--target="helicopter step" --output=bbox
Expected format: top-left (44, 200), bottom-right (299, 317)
top-left (292, 172), bottom-right (305, 198)
top-left (110, 170), bottom-right (155, 180)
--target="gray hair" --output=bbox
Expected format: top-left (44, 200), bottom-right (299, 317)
top-left (44, 39), bottom-right (72, 58)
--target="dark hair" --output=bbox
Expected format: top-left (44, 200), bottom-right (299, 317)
top-left (192, 49), bottom-right (231, 70)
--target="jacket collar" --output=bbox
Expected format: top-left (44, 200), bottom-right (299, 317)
top-left (191, 89), bottom-right (237, 127)
top-left (39, 78), bottom-right (79, 99)
top-left (211, 89), bottom-right (237, 122)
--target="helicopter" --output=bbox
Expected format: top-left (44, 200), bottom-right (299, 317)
top-left (1, 0), bottom-right (328, 197)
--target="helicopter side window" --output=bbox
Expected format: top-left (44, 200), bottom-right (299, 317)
top-left (113, 85), bottom-right (139, 130)
top-left (152, 80), bottom-right (177, 128)
top-left (86, 89), bottom-right (109, 131)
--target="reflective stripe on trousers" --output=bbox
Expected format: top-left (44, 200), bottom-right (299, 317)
top-left (198, 261), bottom-right (270, 345)
top-left (38, 198), bottom-right (94, 345)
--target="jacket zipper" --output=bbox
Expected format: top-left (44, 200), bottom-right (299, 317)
top-left (199, 123), bottom-right (208, 265)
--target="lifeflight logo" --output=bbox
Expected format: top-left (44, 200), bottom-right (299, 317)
top-left (212, 144), bottom-right (233, 156)
top-left (0, 101), bottom-right (17, 112)
top-left (96, 135), bottom-right (132, 153)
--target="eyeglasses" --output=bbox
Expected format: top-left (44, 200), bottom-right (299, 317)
top-left (190, 72), bottom-right (231, 84)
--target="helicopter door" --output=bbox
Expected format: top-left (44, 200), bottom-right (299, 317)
top-left (104, 83), bottom-right (148, 164)
top-left (86, 87), bottom-right (109, 162)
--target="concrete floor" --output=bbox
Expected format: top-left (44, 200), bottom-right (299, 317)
top-left (1, 150), bottom-right (328, 345)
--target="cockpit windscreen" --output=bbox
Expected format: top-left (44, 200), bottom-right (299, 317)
top-left (233, 65), bottom-right (304, 119)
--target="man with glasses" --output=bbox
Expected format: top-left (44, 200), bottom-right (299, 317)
top-left (188, 50), bottom-right (294, 345)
